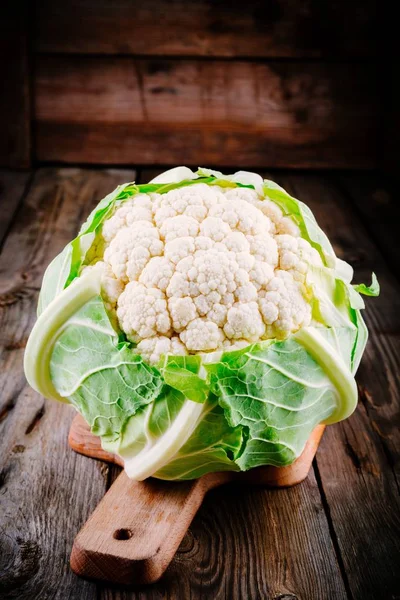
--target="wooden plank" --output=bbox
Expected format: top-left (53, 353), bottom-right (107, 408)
top-left (0, 168), bottom-right (135, 598)
top-left (0, 171), bottom-right (31, 245)
top-left (34, 57), bottom-right (377, 168)
top-left (35, 0), bottom-right (377, 58)
top-left (97, 471), bottom-right (347, 599)
top-left (0, 1), bottom-right (31, 167)
top-left (278, 173), bottom-right (400, 600)
top-left (337, 173), bottom-right (400, 279)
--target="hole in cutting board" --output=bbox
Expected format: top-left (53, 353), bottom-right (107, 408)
top-left (113, 528), bottom-right (133, 540)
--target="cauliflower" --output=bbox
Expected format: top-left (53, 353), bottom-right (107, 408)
top-left (26, 167), bottom-right (378, 482)
top-left (97, 180), bottom-right (322, 363)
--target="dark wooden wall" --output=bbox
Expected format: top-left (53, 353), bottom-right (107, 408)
top-left (1, 0), bottom-right (383, 169)
top-left (0, 1), bottom-right (31, 168)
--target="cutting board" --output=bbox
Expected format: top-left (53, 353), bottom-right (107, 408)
top-left (68, 414), bottom-right (325, 585)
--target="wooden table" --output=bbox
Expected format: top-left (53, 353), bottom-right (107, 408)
top-left (0, 168), bottom-right (399, 600)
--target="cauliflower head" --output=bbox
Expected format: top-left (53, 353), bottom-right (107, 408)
top-left (25, 167), bottom-right (378, 481)
top-left (94, 181), bottom-right (322, 364)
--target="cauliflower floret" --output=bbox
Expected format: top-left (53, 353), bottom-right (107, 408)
top-left (250, 261), bottom-right (275, 291)
top-left (234, 251), bottom-right (255, 271)
top-left (136, 335), bottom-right (187, 364)
top-left (276, 216), bottom-right (300, 236)
top-left (168, 296), bottom-right (197, 331)
top-left (221, 186), bottom-right (262, 205)
top-left (160, 215), bottom-right (199, 243)
top-left (117, 282), bottom-right (171, 342)
top-left (222, 338), bottom-right (251, 351)
top-left (250, 199), bottom-right (283, 233)
top-left (164, 236), bottom-right (196, 265)
top-left (247, 234), bottom-right (278, 266)
top-left (102, 196), bottom-right (153, 243)
top-left (209, 197), bottom-right (269, 236)
top-left (153, 183), bottom-right (219, 227)
top-left (206, 302), bottom-right (228, 327)
top-left (245, 194), bottom-right (300, 236)
top-left (258, 270), bottom-right (311, 339)
top-left (224, 301), bottom-right (265, 341)
top-left (180, 318), bottom-right (224, 351)
top-left (104, 222), bottom-right (163, 283)
top-left (194, 236), bottom-right (214, 253)
top-left (97, 182), bottom-right (317, 361)
top-left (139, 257), bottom-right (174, 292)
top-left (223, 231), bottom-right (250, 253)
top-left (199, 217), bottom-right (231, 242)
top-left (101, 263), bottom-right (125, 307)
top-left (276, 235), bottom-right (323, 282)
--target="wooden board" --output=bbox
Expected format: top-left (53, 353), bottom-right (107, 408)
top-left (0, 1), bottom-right (31, 167)
top-left (70, 423), bottom-right (326, 586)
top-left (35, 0), bottom-right (376, 58)
top-left (68, 419), bottom-right (343, 589)
top-left (34, 57), bottom-right (377, 168)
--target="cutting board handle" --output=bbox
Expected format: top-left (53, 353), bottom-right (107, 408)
top-left (70, 470), bottom-right (226, 585)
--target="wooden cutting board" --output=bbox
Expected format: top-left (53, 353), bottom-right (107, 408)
top-left (68, 414), bottom-right (325, 585)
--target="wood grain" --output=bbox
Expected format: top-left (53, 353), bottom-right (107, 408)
top-left (71, 472), bottom-right (215, 586)
top-left (0, 168), bottom-right (134, 297)
top-left (35, 0), bottom-right (376, 58)
top-left (68, 414), bottom-right (123, 466)
top-left (88, 471), bottom-right (349, 598)
top-left (0, 1), bottom-right (31, 167)
top-left (71, 418), bottom-right (323, 588)
top-left (337, 173), bottom-right (400, 280)
top-left (279, 173), bottom-right (400, 600)
top-left (0, 171), bottom-right (31, 245)
top-left (100, 467), bottom-right (348, 599)
top-left (34, 57), bottom-right (377, 168)
top-left (69, 421), bottom-right (325, 585)
top-left (0, 169), bottom-right (136, 599)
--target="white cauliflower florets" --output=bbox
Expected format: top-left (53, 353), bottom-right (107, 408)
top-left (136, 335), bottom-right (187, 365)
top-left (258, 270), bottom-right (312, 339)
top-left (97, 182), bottom-right (319, 363)
top-left (102, 195), bottom-right (153, 243)
top-left (117, 282), bottom-right (171, 342)
top-left (104, 222), bottom-right (163, 283)
top-left (224, 302), bottom-right (266, 341)
top-left (180, 318), bottom-right (225, 351)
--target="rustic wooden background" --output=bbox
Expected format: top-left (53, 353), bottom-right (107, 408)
top-left (1, 1), bottom-right (399, 598)
top-left (1, 0), bottom-right (385, 170)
